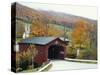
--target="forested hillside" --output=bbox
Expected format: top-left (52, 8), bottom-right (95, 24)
top-left (15, 3), bottom-right (97, 37)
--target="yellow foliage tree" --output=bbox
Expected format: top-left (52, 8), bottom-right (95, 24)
top-left (30, 21), bottom-right (63, 36)
top-left (72, 19), bottom-right (90, 49)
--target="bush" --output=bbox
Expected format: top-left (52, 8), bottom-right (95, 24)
top-left (66, 45), bottom-right (97, 60)
top-left (89, 50), bottom-right (97, 60)
top-left (76, 49), bottom-right (97, 60)
top-left (20, 59), bottom-right (29, 70)
top-left (34, 62), bottom-right (42, 68)
top-left (66, 46), bottom-right (77, 58)
top-left (77, 50), bottom-right (89, 59)
top-left (66, 54), bottom-right (76, 58)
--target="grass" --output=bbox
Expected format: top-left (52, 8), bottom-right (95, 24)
top-left (16, 38), bottom-right (22, 42)
top-left (21, 68), bottom-right (39, 73)
top-left (49, 24), bottom-right (71, 31)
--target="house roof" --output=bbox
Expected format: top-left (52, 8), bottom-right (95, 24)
top-left (20, 37), bottom-right (69, 45)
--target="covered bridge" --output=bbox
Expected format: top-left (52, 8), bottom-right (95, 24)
top-left (19, 37), bottom-right (69, 65)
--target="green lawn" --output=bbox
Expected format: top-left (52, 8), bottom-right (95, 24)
top-left (16, 38), bottom-right (22, 42)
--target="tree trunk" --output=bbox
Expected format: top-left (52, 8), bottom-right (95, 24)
top-left (77, 49), bottom-right (80, 57)
top-left (32, 56), bottom-right (34, 69)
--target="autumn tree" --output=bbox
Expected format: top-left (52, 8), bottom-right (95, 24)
top-left (30, 17), bottom-right (63, 37)
top-left (71, 19), bottom-right (90, 56)
top-left (16, 52), bottom-right (21, 69)
top-left (27, 45), bottom-right (38, 68)
top-left (17, 45), bottom-right (38, 70)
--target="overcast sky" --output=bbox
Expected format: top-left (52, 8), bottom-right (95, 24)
top-left (19, 2), bottom-right (97, 20)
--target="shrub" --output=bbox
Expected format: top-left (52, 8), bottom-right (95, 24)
top-left (20, 59), bottom-right (29, 70)
top-left (66, 46), bottom-right (77, 58)
top-left (76, 49), bottom-right (97, 60)
top-left (34, 62), bottom-right (42, 68)
top-left (66, 54), bottom-right (76, 58)
top-left (16, 52), bottom-right (21, 69)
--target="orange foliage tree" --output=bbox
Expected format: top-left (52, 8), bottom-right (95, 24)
top-left (71, 19), bottom-right (90, 49)
top-left (30, 18), bottom-right (63, 37)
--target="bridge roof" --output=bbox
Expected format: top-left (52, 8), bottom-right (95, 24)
top-left (20, 37), bottom-right (69, 45)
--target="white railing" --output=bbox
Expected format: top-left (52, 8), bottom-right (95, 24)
top-left (37, 62), bottom-right (52, 72)
top-left (65, 58), bottom-right (97, 63)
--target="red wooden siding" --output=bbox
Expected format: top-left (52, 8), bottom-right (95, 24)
top-left (18, 38), bottom-right (67, 64)
top-left (34, 45), bottom-right (48, 64)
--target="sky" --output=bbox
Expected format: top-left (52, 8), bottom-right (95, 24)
top-left (19, 2), bottom-right (97, 20)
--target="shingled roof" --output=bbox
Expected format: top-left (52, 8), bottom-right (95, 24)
top-left (20, 37), bottom-right (69, 45)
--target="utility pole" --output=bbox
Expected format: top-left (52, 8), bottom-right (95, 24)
top-left (46, 23), bottom-right (48, 36)
top-left (64, 25), bottom-right (66, 42)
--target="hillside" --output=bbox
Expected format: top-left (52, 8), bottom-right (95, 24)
top-left (39, 10), bottom-right (97, 28)
top-left (13, 2), bottom-right (97, 37)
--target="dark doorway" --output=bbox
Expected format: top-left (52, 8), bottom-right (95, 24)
top-left (48, 45), bottom-right (64, 60)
